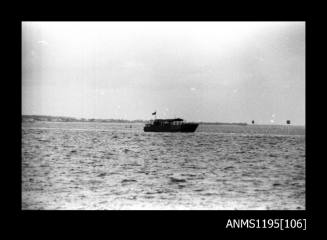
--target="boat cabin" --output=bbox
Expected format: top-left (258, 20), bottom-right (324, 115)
top-left (149, 118), bottom-right (184, 126)
top-left (144, 117), bottom-right (198, 132)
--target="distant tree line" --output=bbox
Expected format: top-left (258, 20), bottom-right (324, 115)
top-left (22, 115), bottom-right (248, 125)
top-left (22, 115), bottom-right (147, 123)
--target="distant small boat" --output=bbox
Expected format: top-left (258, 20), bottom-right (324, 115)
top-left (144, 118), bottom-right (198, 132)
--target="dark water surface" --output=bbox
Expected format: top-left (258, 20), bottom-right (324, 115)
top-left (22, 122), bottom-right (305, 210)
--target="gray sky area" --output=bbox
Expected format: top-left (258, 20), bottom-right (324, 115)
top-left (22, 22), bottom-right (305, 125)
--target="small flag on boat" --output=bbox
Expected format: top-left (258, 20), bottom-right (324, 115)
top-left (152, 111), bottom-right (156, 115)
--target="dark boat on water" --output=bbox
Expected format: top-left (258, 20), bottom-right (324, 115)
top-left (144, 118), bottom-right (199, 132)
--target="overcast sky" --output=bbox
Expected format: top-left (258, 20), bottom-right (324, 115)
top-left (22, 22), bottom-right (305, 125)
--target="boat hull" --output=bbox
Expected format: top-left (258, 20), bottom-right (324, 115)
top-left (144, 123), bottom-right (199, 132)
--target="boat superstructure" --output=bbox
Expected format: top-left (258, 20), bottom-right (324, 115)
top-left (144, 118), bottom-right (198, 132)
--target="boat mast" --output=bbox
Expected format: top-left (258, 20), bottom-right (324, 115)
top-left (152, 110), bottom-right (157, 120)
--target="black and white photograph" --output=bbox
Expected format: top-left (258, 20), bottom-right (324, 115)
top-left (22, 21), bottom-right (305, 210)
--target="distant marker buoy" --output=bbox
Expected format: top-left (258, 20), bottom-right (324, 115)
top-left (286, 120), bottom-right (291, 125)
top-left (252, 120), bottom-right (255, 124)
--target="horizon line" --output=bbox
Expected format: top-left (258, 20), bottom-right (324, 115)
top-left (21, 114), bottom-right (305, 126)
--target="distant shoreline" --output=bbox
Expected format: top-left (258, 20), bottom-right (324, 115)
top-left (22, 115), bottom-right (304, 127)
top-left (22, 114), bottom-right (248, 126)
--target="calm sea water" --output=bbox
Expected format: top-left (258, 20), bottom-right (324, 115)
top-left (22, 121), bottom-right (305, 210)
